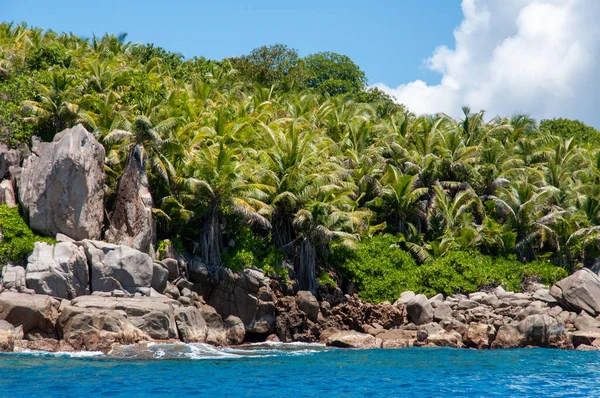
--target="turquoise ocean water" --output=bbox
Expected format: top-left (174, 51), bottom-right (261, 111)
top-left (1, 343), bottom-right (598, 397)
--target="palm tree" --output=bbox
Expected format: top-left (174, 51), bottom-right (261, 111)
top-left (22, 69), bottom-right (83, 138)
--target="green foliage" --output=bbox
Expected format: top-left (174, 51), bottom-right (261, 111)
top-left (539, 118), bottom-right (600, 147)
top-left (303, 51), bottom-right (366, 95)
top-left (416, 251), bottom-right (567, 297)
top-left (27, 43), bottom-right (72, 71)
top-left (0, 205), bottom-right (54, 264)
top-left (227, 44), bottom-right (305, 87)
top-left (318, 271), bottom-right (336, 287)
top-left (222, 227), bottom-right (284, 275)
top-left (0, 73), bottom-right (37, 146)
top-left (331, 234), bottom-right (421, 303)
top-left (332, 235), bottom-right (567, 303)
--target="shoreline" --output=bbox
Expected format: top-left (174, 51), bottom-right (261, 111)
top-left (3, 266), bottom-right (600, 355)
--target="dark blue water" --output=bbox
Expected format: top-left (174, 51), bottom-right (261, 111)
top-left (0, 343), bottom-right (598, 397)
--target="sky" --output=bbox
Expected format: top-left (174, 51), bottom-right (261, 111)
top-left (3, 0), bottom-right (599, 127)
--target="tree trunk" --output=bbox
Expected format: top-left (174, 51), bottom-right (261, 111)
top-left (296, 238), bottom-right (317, 295)
top-left (200, 204), bottom-right (222, 277)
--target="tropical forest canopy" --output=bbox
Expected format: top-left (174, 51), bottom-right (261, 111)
top-left (1, 22), bottom-right (599, 302)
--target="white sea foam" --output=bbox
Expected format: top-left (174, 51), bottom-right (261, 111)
top-left (6, 349), bottom-right (103, 358)
top-left (2, 341), bottom-right (331, 361)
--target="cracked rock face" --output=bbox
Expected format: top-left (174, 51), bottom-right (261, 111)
top-left (105, 144), bottom-right (155, 255)
top-left (19, 124), bottom-right (105, 241)
top-left (26, 241), bottom-right (89, 299)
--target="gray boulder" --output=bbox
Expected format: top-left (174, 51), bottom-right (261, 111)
top-left (82, 240), bottom-right (153, 294)
top-left (550, 268), bottom-right (600, 315)
top-left (174, 306), bottom-right (208, 343)
top-left (224, 315), bottom-right (246, 345)
top-left (191, 264), bottom-right (275, 333)
top-left (0, 144), bottom-right (21, 180)
top-left (19, 125), bottom-right (105, 240)
top-left (0, 291), bottom-right (58, 334)
top-left (58, 305), bottom-right (147, 351)
top-left (296, 290), bottom-right (319, 322)
top-left (162, 258), bottom-right (180, 281)
top-left (70, 295), bottom-right (179, 340)
top-left (151, 262), bottom-right (168, 293)
top-left (518, 314), bottom-right (571, 348)
top-left (1, 265), bottom-right (26, 291)
top-left (105, 144), bottom-right (155, 254)
top-left (25, 241), bottom-right (89, 299)
top-left (406, 294), bottom-right (433, 325)
top-left (0, 179), bottom-right (16, 207)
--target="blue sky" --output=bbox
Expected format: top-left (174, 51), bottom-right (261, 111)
top-left (2, 0), bottom-right (462, 87)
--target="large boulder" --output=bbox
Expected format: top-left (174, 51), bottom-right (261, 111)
top-left (491, 324), bottom-right (525, 349)
top-left (19, 125), bottom-right (105, 240)
top-left (296, 291), bottom-right (319, 322)
top-left (58, 305), bottom-right (148, 351)
top-left (405, 294), bottom-right (433, 325)
top-left (321, 329), bottom-right (382, 349)
top-left (550, 268), bottom-right (600, 315)
top-left (70, 295), bottom-right (179, 340)
top-left (25, 241), bottom-right (89, 299)
top-left (105, 144), bottom-right (155, 254)
top-left (518, 314), bottom-right (571, 349)
top-left (0, 291), bottom-right (58, 334)
top-left (82, 240), bottom-right (153, 294)
top-left (191, 264), bottom-right (275, 333)
top-left (1, 265), bottom-right (26, 291)
top-left (151, 262), bottom-right (168, 293)
top-left (0, 179), bottom-right (16, 207)
top-left (0, 320), bottom-right (15, 352)
top-left (174, 306), bottom-right (208, 343)
top-left (0, 144), bottom-right (21, 180)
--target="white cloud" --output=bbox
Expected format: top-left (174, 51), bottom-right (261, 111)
top-left (375, 0), bottom-right (600, 127)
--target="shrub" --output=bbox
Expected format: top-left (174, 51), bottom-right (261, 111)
top-left (222, 227), bottom-right (284, 277)
top-left (331, 235), bottom-right (568, 303)
top-left (0, 205), bottom-right (54, 265)
top-left (331, 234), bottom-right (421, 303)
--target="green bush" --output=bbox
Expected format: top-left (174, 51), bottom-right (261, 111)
top-left (0, 205), bottom-right (54, 264)
top-left (222, 227), bottom-right (284, 277)
top-left (331, 234), bottom-right (421, 303)
top-left (416, 251), bottom-right (567, 296)
top-left (331, 235), bottom-right (568, 303)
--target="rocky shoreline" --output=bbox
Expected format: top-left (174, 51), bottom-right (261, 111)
top-left (3, 247), bottom-right (600, 353)
top-left (2, 124), bottom-right (600, 355)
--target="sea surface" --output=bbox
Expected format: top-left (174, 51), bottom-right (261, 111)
top-left (0, 343), bottom-right (599, 397)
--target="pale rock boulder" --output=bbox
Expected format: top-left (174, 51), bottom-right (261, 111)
top-left (0, 179), bottom-right (16, 207)
top-left (518, 314), bottom-right (571, 349)
top-left (25, 241), bottom-right (89, 299)
top-left (19, 125), bottom-right (105, 240)
top-left (70, 295), bottom-right (179, 340)
top-left (105, 144), bottom-right (155, 254)
top-left (224, 315), bottom-right (246, 345)
top-left (174, 306), bottom-right (208, 343)
top-left (58, 305), bottom-right (148, 351)
top-left (0, 291), bottom-right (58, 334)
top-left (151, 262), bottom-right (168, 293)
top-left (82, 240), bottom-right (153, 294)
top-left (322, 329), bottom-right (382, 349)
top-left (550, 268), bottom-right (600, 315)
top-left (1, 265), bottom-right (26, 291)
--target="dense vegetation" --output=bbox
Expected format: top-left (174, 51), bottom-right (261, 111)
top-left (1, 22), bottom-right (598, 301)
top-left (0, 205), bottom-right (54, 265)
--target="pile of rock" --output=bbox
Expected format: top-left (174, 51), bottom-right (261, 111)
top-left (315, 269), bottom-right (600, 350)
